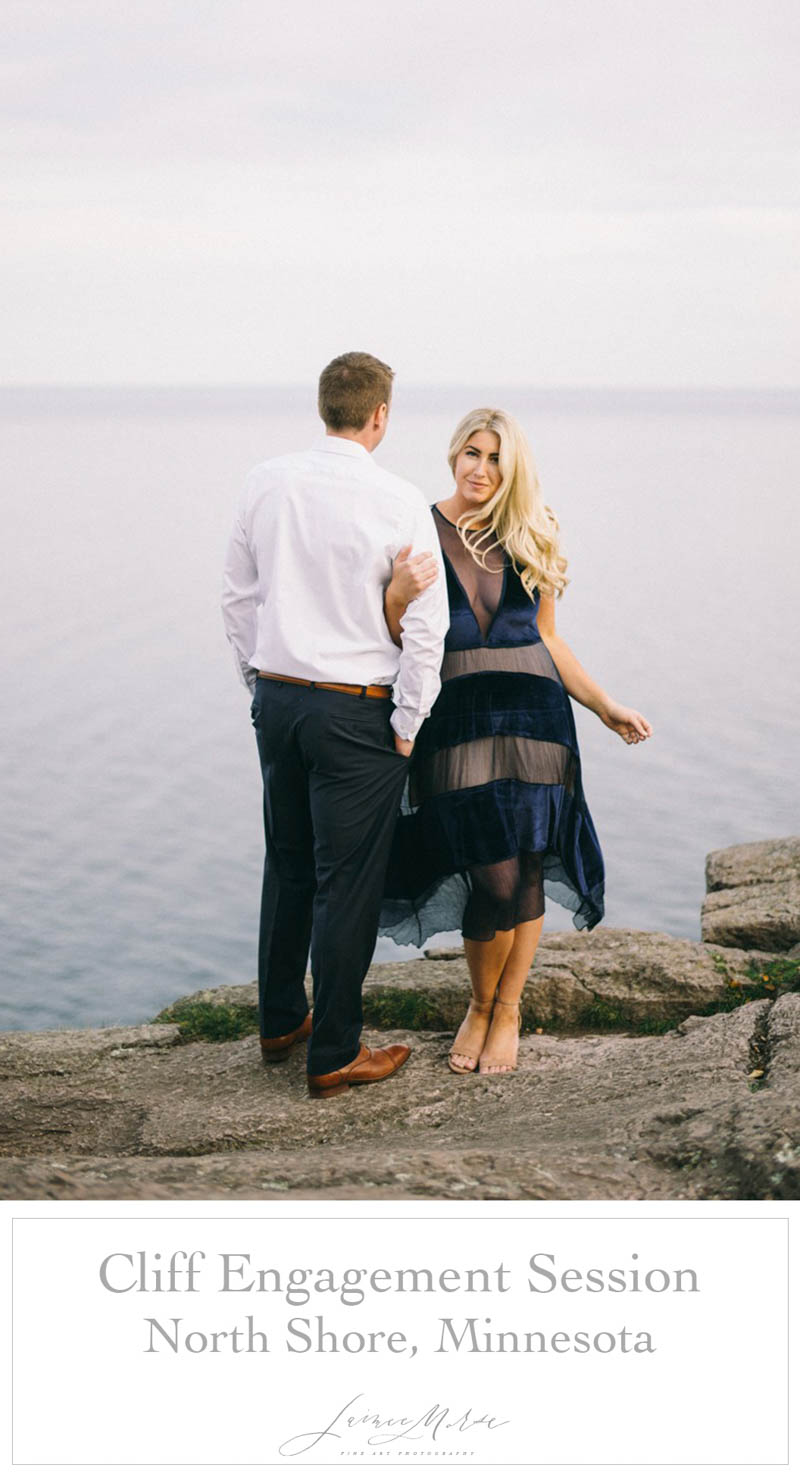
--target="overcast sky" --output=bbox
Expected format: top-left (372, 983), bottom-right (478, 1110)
top-left (5, 0), bottom-right (799, 386)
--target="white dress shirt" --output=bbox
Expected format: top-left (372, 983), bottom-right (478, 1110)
top-left (221, 434), bottom-right (449, 740)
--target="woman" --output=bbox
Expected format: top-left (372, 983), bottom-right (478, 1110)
top-left (381, 408), bottom-right (652, 1076)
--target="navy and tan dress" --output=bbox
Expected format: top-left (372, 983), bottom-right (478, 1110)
top-left (381, 506), bottom-right (604, 945)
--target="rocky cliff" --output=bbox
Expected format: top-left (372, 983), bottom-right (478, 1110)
top-left (1, 837), bottom-right (798, 1202)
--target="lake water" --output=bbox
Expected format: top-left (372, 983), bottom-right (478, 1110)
top-left (1, 386), bottom-right (798, 1030)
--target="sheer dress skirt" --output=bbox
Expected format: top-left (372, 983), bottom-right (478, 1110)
top-left (382, 640), bottom-right (604, 945)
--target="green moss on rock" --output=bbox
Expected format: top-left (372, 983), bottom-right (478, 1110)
top-left (706, 952), bottom-right (800, 1011)
top-left (362, 988), bottom-right (451, 1032)
top-left (575, 999), bottom-right (684, 1036)
top-left (155, 1001), bottom-right (260, 1043)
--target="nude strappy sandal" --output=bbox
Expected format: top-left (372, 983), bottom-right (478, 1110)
top-left (448, 996), bottom-right (495, 1074)
top-left (478, 997), bottom-right (522, 1075)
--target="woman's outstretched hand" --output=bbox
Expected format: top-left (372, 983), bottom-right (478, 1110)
top-left (384, 544), bottom-right (439, 645)
top-left (599, 701), bottom-right (653, 745)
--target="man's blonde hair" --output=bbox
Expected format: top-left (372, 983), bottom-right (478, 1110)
top-left (318, 351), bottom-right (394, 431)
top-left (447, 408), bottom-right (569, 600)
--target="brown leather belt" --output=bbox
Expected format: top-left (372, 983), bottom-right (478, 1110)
top-left (258, 671), bottom-right (392, 699)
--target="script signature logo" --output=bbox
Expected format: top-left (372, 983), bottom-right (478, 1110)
top-left (279, 1392), bottom-right (509, 1457)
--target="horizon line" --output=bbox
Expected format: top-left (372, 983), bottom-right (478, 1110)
top-left (1, 382), bottom-right (798, 395)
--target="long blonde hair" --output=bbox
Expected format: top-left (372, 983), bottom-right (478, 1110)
top-left (447, 408), bottom-right (568, 600)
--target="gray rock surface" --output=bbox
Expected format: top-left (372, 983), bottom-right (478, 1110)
top-left (702, 837), bottom-right (800, 950)
top-left (519, 929), bottom-right (774, 1028)
top-left (4, 838), bottom-right (798, 1204)
top-left (160, 930), bottom-right (777, 1034)
top-left (2, 985), bottom-right (799, 1202)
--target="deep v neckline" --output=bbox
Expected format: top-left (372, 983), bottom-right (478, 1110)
top-left (434, 505), bottom-right (508, 646)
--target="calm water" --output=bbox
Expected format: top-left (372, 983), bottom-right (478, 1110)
top-left (2, 386), bottom-right (798, 1030)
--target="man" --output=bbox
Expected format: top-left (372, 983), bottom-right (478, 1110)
top-left (221, 352), bottom-right (448, 1100)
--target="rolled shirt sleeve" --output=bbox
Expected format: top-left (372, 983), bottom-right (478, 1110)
top-left (390, 504), bottom-right (450, 741)
top-left (221, 496), bottom-right (260, 693)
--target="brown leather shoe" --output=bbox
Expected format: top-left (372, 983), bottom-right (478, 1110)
top-left (260, 1012), bottom-right (312, 1064)
top-left (307, 1042), bottom-right (411, 1100)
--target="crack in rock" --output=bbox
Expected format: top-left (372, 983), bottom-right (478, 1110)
top-left (747, 1001), bottom-right (774, 1084)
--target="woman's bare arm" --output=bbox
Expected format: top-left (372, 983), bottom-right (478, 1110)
top-left (537, 593), bottom-right (652, 745)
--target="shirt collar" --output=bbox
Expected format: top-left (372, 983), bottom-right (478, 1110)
top-left (311, 434), bottom-right (371, 460)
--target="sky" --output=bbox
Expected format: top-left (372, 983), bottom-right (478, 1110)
top-left (4, 0), bottom-right (799, 386)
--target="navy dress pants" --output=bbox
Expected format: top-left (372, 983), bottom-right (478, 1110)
top-left (251, 678), bottom-right (410, 1075)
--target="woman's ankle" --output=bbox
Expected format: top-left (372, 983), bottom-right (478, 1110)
top-left (468, 995), bottom-right (495, 1016)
